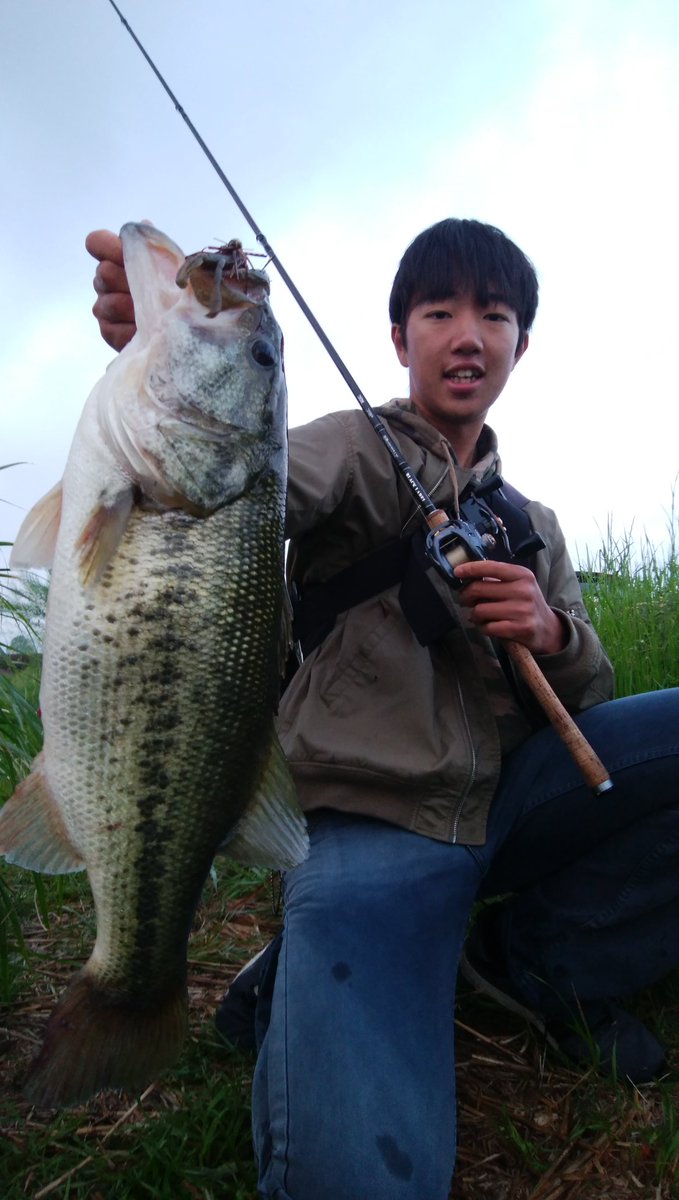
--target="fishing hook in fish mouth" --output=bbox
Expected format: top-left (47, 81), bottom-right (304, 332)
top-left (176, 244), bottom-right (270, 317)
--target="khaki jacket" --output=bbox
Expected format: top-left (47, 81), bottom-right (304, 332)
top-left (278, 400), bottom-right (614, 845)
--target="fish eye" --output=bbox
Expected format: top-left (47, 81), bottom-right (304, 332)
top-left (250, 337), bottom-right (277, 368)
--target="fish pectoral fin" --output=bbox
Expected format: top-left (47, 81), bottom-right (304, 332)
top-left (0, 753), bottom-right (84, 874)
top-left (220, 733), bottom-right (309, 870)
top-left (74, 487), bottom-right (135, 587)
top-left (10, 481), bottom-right (64, 569)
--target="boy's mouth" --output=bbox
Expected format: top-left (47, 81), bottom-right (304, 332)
top-left (444, 367), bottom-right (483, 382)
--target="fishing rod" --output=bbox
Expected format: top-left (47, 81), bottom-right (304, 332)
top-left (104, 0), bottom-right (612, 796)
top-left (105, 0), bottom-right (435, 521)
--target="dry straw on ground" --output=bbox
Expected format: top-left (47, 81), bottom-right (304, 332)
top-left (1, 879), bottom-right (677, 1199)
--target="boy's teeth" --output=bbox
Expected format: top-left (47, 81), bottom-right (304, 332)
top-left (450, 370), bottom-right (478, 379)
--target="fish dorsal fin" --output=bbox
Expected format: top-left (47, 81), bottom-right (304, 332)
top-left (120, 222), bottom-right (185, 337)
top-left (0, 753), bottom-right (84, 874)
top-left (220, 731), bottom-right (308, 870)
top-left (10, 481), bottom-right (63, 569)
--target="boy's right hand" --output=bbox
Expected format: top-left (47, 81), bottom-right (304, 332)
top-left (85, 229), bottom-right (137, 351)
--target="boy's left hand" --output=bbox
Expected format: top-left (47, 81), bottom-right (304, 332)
top-left (453, 560), bottom-right (567, 655)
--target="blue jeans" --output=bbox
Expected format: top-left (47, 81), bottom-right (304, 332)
top-left (252, 690), bottom-right (679, 1199)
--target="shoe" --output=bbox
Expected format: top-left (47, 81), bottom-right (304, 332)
top-left (215, 934), bottom-right (281, 1050)
top-left (460, 914), bottom-right (667, 1084)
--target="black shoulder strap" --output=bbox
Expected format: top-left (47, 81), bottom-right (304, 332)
top-left (290, 479), bottom-right (543, 659)
top-left (499, 480), bottom-right (530, 508)
top-left (488, 481), bottom-right (544, 560)
top-left (291, 539), bottom-right (412, 656)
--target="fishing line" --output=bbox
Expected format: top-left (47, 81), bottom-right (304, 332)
top-left (105, 0), bottom-right (438, 521)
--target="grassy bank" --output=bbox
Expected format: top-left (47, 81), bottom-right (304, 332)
top-left (1, 524), bottom-right (678, 1199)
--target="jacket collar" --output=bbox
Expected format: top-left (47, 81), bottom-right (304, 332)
top-left (380, 398), bottom-right (502, 483)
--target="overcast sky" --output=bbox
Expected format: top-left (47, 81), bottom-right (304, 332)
top-left (2, 0), bottom-right (679, 569)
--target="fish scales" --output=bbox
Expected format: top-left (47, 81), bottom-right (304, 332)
top-left (0, 222), bottom-right (307, 1106)
top-left (47, 491), bottom-right (283, 992)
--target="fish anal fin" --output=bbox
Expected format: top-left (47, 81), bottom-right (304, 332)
top-left (24, 969), bottom-right (188, 1108)
top-left (0, 753), bottom-right (84, 874)
top-left (220, 732), bottom-right (308, 870)
top-left (74, 488), bottom-right (134, 588)
top-left (10, 481), bottom-right (63, 569)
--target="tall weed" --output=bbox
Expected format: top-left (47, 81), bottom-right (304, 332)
top-left (578, 512), bottom-right (679, 695)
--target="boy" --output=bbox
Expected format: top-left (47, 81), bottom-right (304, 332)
top-left (87, 219), bottom-right (679, 1199)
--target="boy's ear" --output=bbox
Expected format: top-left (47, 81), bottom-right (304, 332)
top-left (391, 322), bottom-right (408, 366)
top-left (514, 332), bottom-right (529, 364)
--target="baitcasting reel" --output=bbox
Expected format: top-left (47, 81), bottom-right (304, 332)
top-left (424, 473), bottom-right (546, 584)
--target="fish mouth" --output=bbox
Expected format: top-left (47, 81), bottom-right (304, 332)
top-left (176, 254), bottom-right (270, 317)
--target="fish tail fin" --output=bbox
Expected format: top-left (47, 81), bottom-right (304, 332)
top-left (23, 968), bottom-right (188, 1108)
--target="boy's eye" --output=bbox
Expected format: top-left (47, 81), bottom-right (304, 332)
top-left (485, 311), bottom-right (510, 321)
top-left (426, 309), bottom-right (452, 320)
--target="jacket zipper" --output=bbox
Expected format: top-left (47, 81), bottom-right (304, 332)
top-left (450, 670), bottom-right (477, 843)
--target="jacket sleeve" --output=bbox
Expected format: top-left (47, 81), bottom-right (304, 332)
top-left (528, 502), bottom-right (614, 711)
top-left (286, 412), bottom-right (354, 539)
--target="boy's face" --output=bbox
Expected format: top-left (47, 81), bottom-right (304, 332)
top-left (391, 291), bottom-right (528, 444)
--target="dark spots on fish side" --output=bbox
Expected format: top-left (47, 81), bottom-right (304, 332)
top-left (102, 634), bottom-right (115, 644)
top-left (331, 962), bottom-right (352, 983)
top-left (136, 792), bottom-right (165, 817)
top-left (148, 710), bottom-right (182, 733)
top-left (128, 627), bottom-right (141, 638)
top-left (148, 633), bottom-right (185, 653)
top-left (130, 606), bottom-right (163, 622)
top-left (166, 562), bottom-right (202, 580)
top-left (375, 1135), bottom-right (414, 1181)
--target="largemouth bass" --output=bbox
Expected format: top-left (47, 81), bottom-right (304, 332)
top-left (0, 222), bottom-right (307, 1107)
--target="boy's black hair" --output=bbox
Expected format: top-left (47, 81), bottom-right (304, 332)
top-left (388, 218), bottom-right (539, 346)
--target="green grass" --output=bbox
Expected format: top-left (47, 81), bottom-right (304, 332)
top-left (0, 660), bottom-right (42, 803)
top-left (0, 863), bottom-right (272, 1200)
top-left (579, 514), bottom-right (679, 696)
top-left (0, 1039), bottom-right (258, 1199)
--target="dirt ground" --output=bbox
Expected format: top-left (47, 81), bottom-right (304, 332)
top-left (1, 887), bottom-right (677, 1199)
